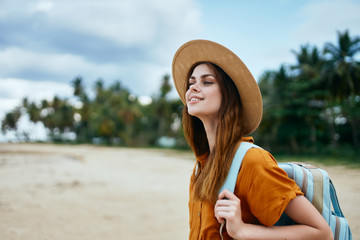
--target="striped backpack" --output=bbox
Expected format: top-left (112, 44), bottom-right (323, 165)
top-left (220, 142), bottom-right (352, 240)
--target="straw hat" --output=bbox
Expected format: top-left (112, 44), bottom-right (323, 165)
top-left (172, 39), bottom-right (263, 135)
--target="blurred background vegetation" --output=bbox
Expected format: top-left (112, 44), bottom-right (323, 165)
top-left (2, 30), bottom-right (359, 161)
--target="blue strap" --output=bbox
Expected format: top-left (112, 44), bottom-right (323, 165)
top-left (219, 142), bottom-right (260, 193)
top-left (329, 179), bottom-right (345, 217)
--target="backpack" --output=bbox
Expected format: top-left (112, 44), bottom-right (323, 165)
top-left (220, 142), bottom-right (352, 240)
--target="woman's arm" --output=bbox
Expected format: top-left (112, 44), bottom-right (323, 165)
top-left (214, 190), bottom-right (333, 240)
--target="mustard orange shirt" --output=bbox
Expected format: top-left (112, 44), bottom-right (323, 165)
top-left (188, 139), bottom-right (303, 240)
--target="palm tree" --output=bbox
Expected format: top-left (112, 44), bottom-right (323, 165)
top-left (291, 45), bottom-right (329, 152)
top-left (323, 30), bottom-right (360, 147)
top-left (324, 30), bottom-right (360, 98)
top-left (1, 107), bottom-right (22, 134)
top-left (71, 77), bottom-right (91, 142)
top-left (94, 79), bottom-right (105, 104)
top-left (26, 102), bottom-right (41, 123)
top-left (72, 77), bottom-right (86, 98)
top-left (258, 66), bottom-right (303, 153)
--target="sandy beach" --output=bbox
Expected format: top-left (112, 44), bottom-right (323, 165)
top-left (0, 143), bottom-right (358, 239)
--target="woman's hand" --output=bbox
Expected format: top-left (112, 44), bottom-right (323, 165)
top-left (215, 193), bottom-right (333, 240)
top-left (214, 189), bottom-right (245, 239)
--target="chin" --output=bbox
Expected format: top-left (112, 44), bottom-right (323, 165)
top-left (187, 108), bottom-right (201, 117)
top-left (187, 110), bottom-right (198, 117)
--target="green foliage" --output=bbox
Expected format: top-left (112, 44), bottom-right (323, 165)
top-left (1, 75), bottom-right (184, 147)
top-left (1, 107), bottom-right (22, 133)
top-left (256, 30), bottom-right (360, 158)
top-left (1, 30), bottom-right (359, 160)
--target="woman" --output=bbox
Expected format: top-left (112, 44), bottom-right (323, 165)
top-left (172, 40), bottom-right (333, 240)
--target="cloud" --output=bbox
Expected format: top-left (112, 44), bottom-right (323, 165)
top-left (0, 0), bottom-right (202, 61)
top-left (0, 78), bottom-right (73, 119)
top-left (1, 0), bottom-right (360, 141)
top-left (0, 0), bottom-right (203, 142)
top-left (0, 0), bottom-right (202, 96)
top-left (0, 114), bottom-right (48, 142)
top-left (245, 0), bottom-right (360, 78)
top-left (293, 0), bottom-right (360, 47)
top-left (0, 47), bottom-right (121, 82)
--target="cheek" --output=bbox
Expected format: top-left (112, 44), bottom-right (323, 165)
top-left (213, 97), bottom-right (222, 111)
top-left (212, 88), bottom-right (222, 105)
top-left (213, 93), bottom-right (223, 112)
top-left (185, 89), bottom-right (191, 103)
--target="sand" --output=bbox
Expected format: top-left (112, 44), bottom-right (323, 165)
top-left (0, 143), bottom-right (358, 239)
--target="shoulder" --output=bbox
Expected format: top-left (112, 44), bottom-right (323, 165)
top-left (237, 137), bottom-right (277, 167)
top-left (239, 146), bottom-right (288, 183)
top-left (242, 147), bottom-right (278, 169)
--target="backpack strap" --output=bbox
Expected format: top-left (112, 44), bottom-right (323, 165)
top-left (329, 179), bottom-right (345, 218)
top-left (219, 142), bottom-right (261, 193)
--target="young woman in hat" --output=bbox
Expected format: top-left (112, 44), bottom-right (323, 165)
top-left (172, 40), bottom-right (333, 240)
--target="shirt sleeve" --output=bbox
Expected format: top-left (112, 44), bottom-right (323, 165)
top-left (239, 148), bottom-right (303, 226)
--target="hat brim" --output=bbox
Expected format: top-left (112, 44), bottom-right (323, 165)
top-left (172, 39), bottom-right (263, 136)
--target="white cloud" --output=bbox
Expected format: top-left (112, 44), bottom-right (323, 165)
top-left (0, 98), bottom-right (20, 121)
top-left (0, 78), bottom-right (74, 142)
top-left (0, 78), bottom-right (73, 118)
top-left (46, 0), bottom-right (202, 48)
top-left (247, 0), bottom-right (360, 77)
top-left (1, 78), bottom-right (72, 100)
top-left (0, 0), bottom-right (202, 56)
top-left (293, 0), bottom-right (360, 47)
top-left (0, 0), bottom-right (203, 100)
top-left (0, 114), bottom-right (48, 142)
top-left (0, 47), bottom-right (121, 81)
top-left (30, 1), bottom-right (54, 13)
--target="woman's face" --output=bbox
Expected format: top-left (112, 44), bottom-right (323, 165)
top-left (185, 63), bottom-right (222, 122)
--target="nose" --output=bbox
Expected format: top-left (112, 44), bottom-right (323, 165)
top-left (189, 82), bottom-right (199, 92)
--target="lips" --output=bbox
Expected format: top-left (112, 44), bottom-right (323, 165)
top-left (188, 96), bottom-right (204, 103)
top-left (190, 97), bottom-right (201, 102)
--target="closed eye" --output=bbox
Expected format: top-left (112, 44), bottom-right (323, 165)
top-left (188, 79), bottom-right (196, 86)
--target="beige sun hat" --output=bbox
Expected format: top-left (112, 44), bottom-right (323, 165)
top-left (172, 39), bottom-right (263, 135)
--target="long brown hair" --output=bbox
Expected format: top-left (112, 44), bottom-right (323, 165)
top-left (182, 62), bottom-right (245, 203)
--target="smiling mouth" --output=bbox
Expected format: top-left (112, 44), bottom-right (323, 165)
top-left (189, 97), bottom-right (203, 102)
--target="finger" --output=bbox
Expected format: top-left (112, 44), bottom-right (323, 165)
top-left (216, 203), bottom-right (238, 215)
top-left (218, 189), bottom-right (238, 201)
top-left (216, 209), bottom-right (237, 223)
top-left (215, 200), bottom-right (237, 220)
top-left (214, 207), bottom-right (229, 224)
top-left (216, 199), bottom-right (231, 207)
top-left (214, 211), bottom-right (226, 224)
top-left (215, 206), bottom-right (232, 212)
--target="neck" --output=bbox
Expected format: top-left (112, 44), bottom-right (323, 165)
top-left (202, 118), bottom-right (218, 152)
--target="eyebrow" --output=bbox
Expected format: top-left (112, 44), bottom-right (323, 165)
top-left (189, 74), bottom-right (216, 80)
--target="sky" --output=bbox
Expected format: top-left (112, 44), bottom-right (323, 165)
top-left (1, 0), bottom-right (360, 141)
